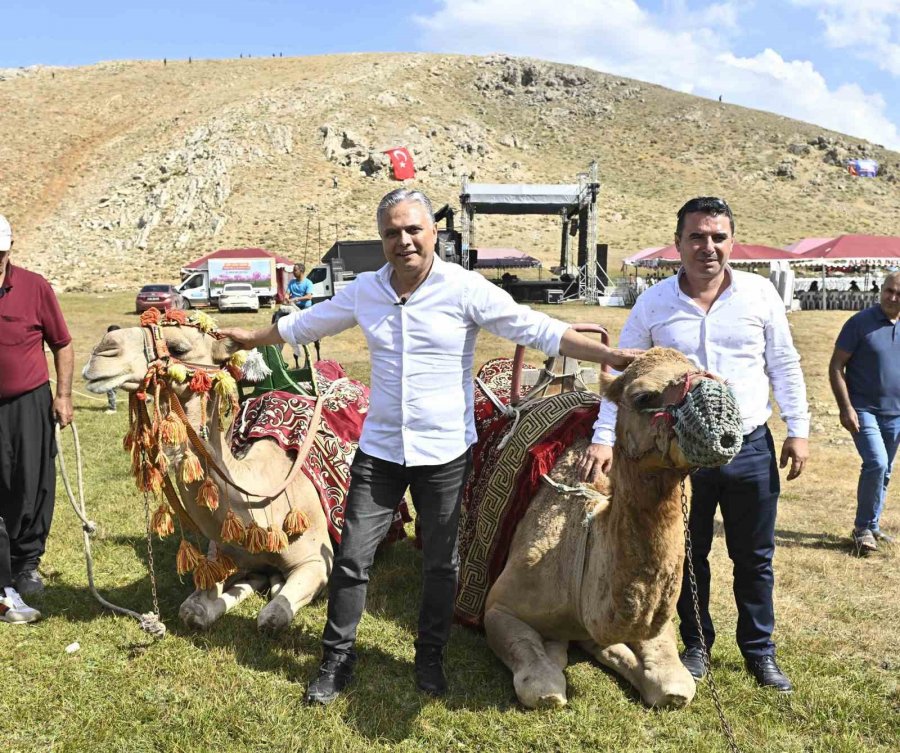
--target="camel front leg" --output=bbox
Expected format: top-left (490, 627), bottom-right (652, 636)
top-left (179, 572), bottom-right (270, 630)
top-left (257, 558), bottom-right (328, 633)
top-left (580, 622), bottom-right (695, 708)
top-left (484, 607), bottom-right (568, 709)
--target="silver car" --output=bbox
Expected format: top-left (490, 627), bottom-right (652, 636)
top-left (217, 283), bottom-right (260, 313)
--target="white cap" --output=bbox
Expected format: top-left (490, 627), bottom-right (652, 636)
top-left (0, 215), bottom-right (11, 252)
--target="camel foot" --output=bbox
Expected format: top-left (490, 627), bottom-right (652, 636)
top-left (513, 669), bottom-right (568, 709)
top-left (642, 668), bottom-right (696, 708)
top-left (257, 594), bottom-right (295, 633)
top-left (179, 592), bottom-right (219, 631)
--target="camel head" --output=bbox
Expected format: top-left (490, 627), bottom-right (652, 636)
top-left (601, 347), bottom-right (742, 472)
top-left (82, 311), bottom-right (240, 398)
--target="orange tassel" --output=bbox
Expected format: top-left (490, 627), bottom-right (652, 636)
top-left (160, 413), bottom-right (187, 446)
top-left (283, 509), bottom-right (310, 536)
top-left (189, 370), bottom-right (213, 393)
top-left (192, 557), bottom-right (221, 590)
top-left (164, 309), bottom-right (188, 325)
top-left (176, 539), bottom-right (203, 575)
top-left (140, 464), bottom-right (164, 494)
top-left (266, 525), bottom-right (289, 553)
top-left (123, 426), bottom-right (136, 452)
top-left (216, 553), bottom-right (238, 577)
top-left (130, 447), bottom-right (142, 478)
top-left (197, 477), bottom-right (220, 511)
top-left (245, 522), bottom-right (268, 554)
top-left (154, 449), bottom-right (170, 474)
top-left (139, 308), bottom-right (162, 326)
top-left (151, 504), bottom-right (175, 538)
top-left (139, 424), bottom-right (154, 451)
top-left (180, 450), bottom-right (204, 484)
top-left (220, 509), bottom-right (246, 544)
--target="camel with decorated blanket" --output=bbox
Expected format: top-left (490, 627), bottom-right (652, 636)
top-left (459, 346), bottom-right (742, 708)
top-left (82, 308), bottom-right (398, 632)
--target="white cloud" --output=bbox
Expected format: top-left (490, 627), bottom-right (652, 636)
top-left (415, 0), bottom-right (900, 149)
top-left (791, 0), bottom-right (900, 76)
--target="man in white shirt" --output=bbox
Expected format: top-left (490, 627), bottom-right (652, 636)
top-left (579, 197), bottom-right (809, 693)
top-left (219, 188), bottom-right (637, 704)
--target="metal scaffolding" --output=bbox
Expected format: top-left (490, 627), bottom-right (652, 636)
top-left (459, 163), bottom-right (602, 303)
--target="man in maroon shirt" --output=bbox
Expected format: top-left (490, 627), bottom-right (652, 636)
top-left (0, 214), bottom-right (73, 624)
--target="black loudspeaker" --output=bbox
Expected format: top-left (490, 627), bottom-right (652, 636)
top-left (467, 248), bottom-right (478, 270)
top-left (596, 243), bottom-right (608, 295)
top-left (576, 208), bottom-right (588, 268)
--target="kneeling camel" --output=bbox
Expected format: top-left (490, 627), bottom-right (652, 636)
top-left (484, 348), bottom-right (742, 708)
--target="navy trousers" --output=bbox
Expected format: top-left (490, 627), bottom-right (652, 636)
top-left (0, 384), bottom-right (57, 589)
top-left (321, 447), bottom-right (472, 657)
top-left (676, 425), bottom-right (780, 659)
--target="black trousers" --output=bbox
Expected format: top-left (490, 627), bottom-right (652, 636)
top-left (676, 425), bottom-right (780, 659)
top-left (321, 447), bottom-right (472, 656)
top-left (0, 384), bottom-right (57, 589)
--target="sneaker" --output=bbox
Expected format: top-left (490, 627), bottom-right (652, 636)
top-left (104, 408), bottom-right (116, 414)
top-left (872, 529), bottom-right (896, 544)
top-left (14, 570), bottom-right (44, 596)
top-left (415, 646), bottom-right (448, 697)
top-left (304, 652), bottom-right (356, 705)
top-left (0, 587), bottom-right (42, 624)
top-left (679, 646), bottom-right (708, 680)
top-left (745, 654), bottom-right (793, 693)
top-left (852, 528), bottom-right (878, 553)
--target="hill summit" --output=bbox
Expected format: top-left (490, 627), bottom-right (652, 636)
top-left (1, 53), bottom-right (898, 291)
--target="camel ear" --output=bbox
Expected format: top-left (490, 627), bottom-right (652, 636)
top-left (211, 336), bottom-right (242, 365)
top-left (600, 372), bottom-right (625, 404)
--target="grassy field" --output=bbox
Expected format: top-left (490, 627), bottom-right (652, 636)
top-left (1, 294), bottom-right (898, 753)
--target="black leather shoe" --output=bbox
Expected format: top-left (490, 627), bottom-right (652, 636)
top-left (746, 655), bottom-right (793, 693)
top-left (679, 646), bottom-right (709, 679)
top-left (304, 652), bottom-right (357, 705)
top-left (415, 647), bottom-right (447, 697)
top-left (14, 571), bottom-right (44, 597)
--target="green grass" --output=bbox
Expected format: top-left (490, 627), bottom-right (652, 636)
top-left (1, 295), bottom-right (898, 753)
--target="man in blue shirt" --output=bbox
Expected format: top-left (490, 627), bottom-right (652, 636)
top-left (286, 263), bottom-right (316, 367)
top-left (288, 263), bottom-right (314, 309)
top-left (829, 271), bottom-right (900, 553)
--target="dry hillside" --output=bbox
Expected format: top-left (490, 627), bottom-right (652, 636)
top-left (1, 52), bottom-right (899, 292)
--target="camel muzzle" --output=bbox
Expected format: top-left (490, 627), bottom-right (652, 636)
top-left (670, 379), bottom-right (743, 467)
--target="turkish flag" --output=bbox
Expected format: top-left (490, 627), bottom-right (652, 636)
top-left (385, 147), bottom-right (416, 180)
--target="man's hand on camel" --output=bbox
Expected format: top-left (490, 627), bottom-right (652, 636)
top-left (606, 347), bottom-right (643, 371)
top-left (578, 443), bottom-right (613, 483)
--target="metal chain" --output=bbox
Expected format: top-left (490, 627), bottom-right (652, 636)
top-left (142, 488), bottom-right (163, 624)
top-left (680, 478), bottom-right (741, 753)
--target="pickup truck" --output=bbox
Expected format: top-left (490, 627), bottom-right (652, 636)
top-left (307, 263), bottom-right (355, 303)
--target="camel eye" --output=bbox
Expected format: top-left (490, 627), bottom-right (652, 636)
top-left (168, 341), bottom-right (191, 356)
top-left (631, 392), bottom-right (659, 411)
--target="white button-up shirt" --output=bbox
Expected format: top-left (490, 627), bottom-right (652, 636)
top-left (278, 255), bottom-right (571, 466)
top-left (592, 267), bottom-right (810, 445)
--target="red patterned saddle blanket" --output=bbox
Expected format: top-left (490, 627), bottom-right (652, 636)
top-left (456, 358), bottom-right (599, 628)
top-left (231, 361), bottom-right (410, 544)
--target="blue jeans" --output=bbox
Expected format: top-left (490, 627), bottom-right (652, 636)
top-left (677, 425), bottom-right (780, 659)
top-left (852, 410), bottom-right (900, 533)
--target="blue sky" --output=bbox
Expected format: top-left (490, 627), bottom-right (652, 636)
top-left (4, 1), bottom-right (899, 149)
